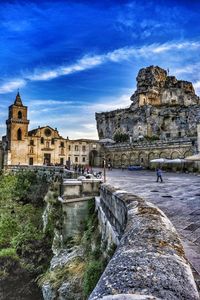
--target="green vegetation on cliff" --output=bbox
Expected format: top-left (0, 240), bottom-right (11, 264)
top-left (0, 170), bottom-right (53, 300)
top-left (38, 198), bottom-right (116, 299)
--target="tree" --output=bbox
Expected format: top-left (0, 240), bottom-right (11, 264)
top-left (113, 130), bottom-right (129, 143)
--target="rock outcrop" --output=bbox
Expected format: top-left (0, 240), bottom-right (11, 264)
top-left (96, 66), bottom-right (200, 142)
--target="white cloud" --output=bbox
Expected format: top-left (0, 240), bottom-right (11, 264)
top-left (28, 55), bottom-right (105, 81)
top-left (29, 99), bottom-right (75, 106)
top-left (83, 123), bottom-right (96, 130)
top-left (173, 62), bottom-right (200, 75)
top-left (193, 81), bottom-right (200, 94)
top-left (27, 91), bottom-right (132, 139)
top-left (29, 70), bottom-right (59, 81)
top-left (85, 92), bottom-right (132, 113)
top-left (194, 81), bottom-right (200, 88)
top-left (0, 79), bottom-right (26, 93)
top-left (1, 40), bottom-right (200, 94)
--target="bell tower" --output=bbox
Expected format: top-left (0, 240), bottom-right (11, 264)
top-left (5, 92), bottom-right (29, 165)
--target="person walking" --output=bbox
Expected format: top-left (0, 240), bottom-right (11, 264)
top-left (156, 168), bottom-right (163, 182)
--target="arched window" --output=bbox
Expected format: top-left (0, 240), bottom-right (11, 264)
top-left (18, 111), bottom-right (22, 119)
top-left (17, 128), bottom-right (22, 141)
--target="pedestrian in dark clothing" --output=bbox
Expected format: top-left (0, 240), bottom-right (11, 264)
top-left (156, 168), bottom-right (163, 182)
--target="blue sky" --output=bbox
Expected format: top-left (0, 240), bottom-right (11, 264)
top-left (0, 0), bottom-right (200, 138)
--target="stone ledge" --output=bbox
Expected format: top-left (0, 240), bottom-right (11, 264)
top-left (100, 294), bottom-right (161, 300)
top-left (90, 184), bottom-right (199, 300)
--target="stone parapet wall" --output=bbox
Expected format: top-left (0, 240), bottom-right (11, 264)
top-left (90, 184), bottom-right (199, 300)
top-left (62, 178), bottom-right (101, 199)
top-left (99, 185), bottom-right (127, 238)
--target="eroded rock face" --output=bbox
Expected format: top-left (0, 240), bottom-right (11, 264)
top-left (135, 65), bottom-right (167, 94)
top-left (96, 66), bottom-right (200, 141)
top-left (42, 247), bottom-right (84, 300)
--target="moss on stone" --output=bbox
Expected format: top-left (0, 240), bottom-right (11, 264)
top-left (38, 257), bottom-right (85, 289)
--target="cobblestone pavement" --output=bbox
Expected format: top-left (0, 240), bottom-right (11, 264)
top-left (102, 168), bottom-right (200, 289)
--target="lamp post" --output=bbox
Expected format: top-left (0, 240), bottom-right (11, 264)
top-left (99, 138), bottom-right (115, 183)
top-left (129, 134), bottom-right (133, 144)
top-left (103, 156), bottom-right (106, 183)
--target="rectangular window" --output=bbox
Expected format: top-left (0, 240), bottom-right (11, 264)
top-left (30, 140), bottom-right (34, 146)
top-left (68, 145), bottom-right (71, 151)
top-left (166, 133), bottom-right (170, 138)
top-left (51, 138), bottom-right (55, 145)
top-left (75, 145), bottom-right (78, 151)
top-left (29, 157), bottom-right (33, 165)
top-left (60, 141), bottom-right (64, 147)
top-left (82, 145), bottom-right (86, 151)
top-left (178, 132), bottom-right (181, 137)
top-left (82, 157), bottom-right (86, 162)
top-left (75, 157), bottom-right (78, 162)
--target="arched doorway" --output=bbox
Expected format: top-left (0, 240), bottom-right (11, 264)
top-left (89, 150), bottom-right (98, 167)
top-left (148, 152), bottom-right (158, 169)
top-left (130, 153), bottom-right (138, 165)
top-left (138, 151), bottom-right (146, 166)
top-left (121, 153), bottom-right (128, 167)
top-left (113, 154), bottom-right (120, 168)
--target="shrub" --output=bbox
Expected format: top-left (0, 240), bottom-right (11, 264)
top-left (83, 260), bottom-right (103, 298)
top-left (113, 131), bottom-right (129, 143)
top-left (0, 214), bottom-right (19, 248)
top-left (144, 135), bottom-right (159, 141)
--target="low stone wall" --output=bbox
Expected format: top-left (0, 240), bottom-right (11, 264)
top-left (99, 185), bottom-right (127, 238)
top-left (62, 178), bottom-right (101, 199)
top-left (90, 184), bottom-right (199, 300)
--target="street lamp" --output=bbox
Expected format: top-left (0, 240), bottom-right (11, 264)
top-left (98, 138), bottom-right (115, 183)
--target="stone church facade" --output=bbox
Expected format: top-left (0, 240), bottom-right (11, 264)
top-left (96, 66), bottom-right (200, 169)
top-left (1, 93), bottom-right (100, 168)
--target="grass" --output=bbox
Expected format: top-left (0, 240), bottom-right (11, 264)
top-left (83, 260), bottom-right (103, 297)
top-left (0, 248), bottom-right (19, 260)
top-left (38, 257), bottom-right (86, 289)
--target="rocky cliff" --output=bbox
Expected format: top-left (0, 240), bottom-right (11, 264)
top-left (96, 66), bottom-right (200, 142)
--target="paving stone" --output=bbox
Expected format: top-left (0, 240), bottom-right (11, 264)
top-left (184, 224), bottom-right (200, 232)
top-left (101, 169), bottom-right (200, 290)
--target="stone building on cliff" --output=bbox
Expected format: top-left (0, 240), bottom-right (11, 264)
top-left (96, 66), bottom-right (200, 169)
top-left (1, 93), bottom-right (100, 168)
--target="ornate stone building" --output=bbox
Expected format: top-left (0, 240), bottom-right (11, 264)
top-left (2, 93), bottom-right (100, 168)
top-left (96, 66), bottom-right (200, 169)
